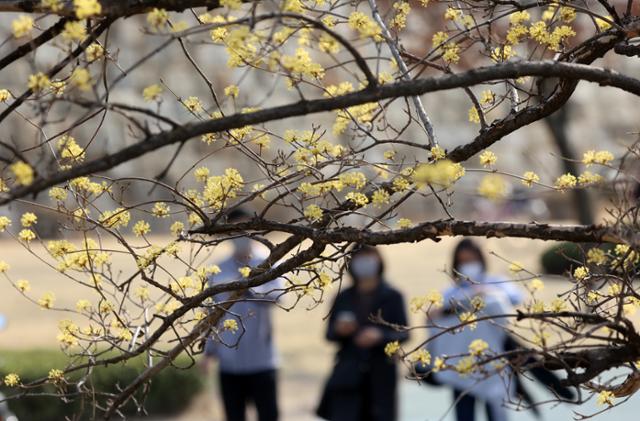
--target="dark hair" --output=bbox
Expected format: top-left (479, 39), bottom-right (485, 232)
top-left (226, 208), bottom-right (252, 223)
top-left (347, 245), bottom-right (385, 282)
top-left (451, 239), bottom-right (486, 273)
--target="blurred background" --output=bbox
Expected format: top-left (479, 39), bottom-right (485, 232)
top-left (1, 2), bottom-right (640, 420)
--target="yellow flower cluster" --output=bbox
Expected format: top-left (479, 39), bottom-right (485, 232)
top-left (348, 11), bottom-right (382, 42)
top-left (4, 373), bottom-right (20, 387)
top-left (132, 220), bottom-right (151, 237)
top-left (223, 318), bottom-right (239, 332)
top-left (143, 84), bottom-right (163, 102)
top-left (12, 15), bottom-right (34, 38)
top-left (468, 339), bottom-right (488, 356)
top-left (522, 171), bottom-right (540, 187)
top-left (391, 2), bottom-right (411, 30)
top-left (477, 174), bottom-right (506, 200)
top-left (397, 218), bottom-right (412, 229)
top-left (410, 290), bottom-right (444, 313)
top-left (147, 8), bottom-right (169, 29)
top-left (412, 160), bottom-right (465, 188)
top-left (85, 43), bottom-right (104, 61)
top-left (281, 48), bottom-right (325, 80)
top-left (74, 0), bottom-right (101, 19)
top-left (99, 208), bottom-right (131, 229)
top-left (582, 150), bottom-right (614, 166)
top-left (304, 204), bottom-right (323, 222)
top-left (573, 266), bottom-right (589, 281)
top-left (409, 349), bottom-right (431, 366)
top-left (20, 212), bottom-right (37, 227)
top-left (62, 21), bottom-right (86, 42)
top-left (479, 150), bottom-right (497, 167)
top-left (11, 160), bottom-right (34, 186)
top-left (203, 168), bottom-right (244, 209)
top-left (384, 340), bottom-right (400, 357)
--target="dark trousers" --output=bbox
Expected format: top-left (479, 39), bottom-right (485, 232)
top-left (453, 390), bottom-right (500, 421)
top-left (219, 369), bottom-right (278, 421)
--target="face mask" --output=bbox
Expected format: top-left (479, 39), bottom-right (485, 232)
top-left (457, 262), bottom-right (484, 282)
top-left (350, 255), bottom-right (381, 279)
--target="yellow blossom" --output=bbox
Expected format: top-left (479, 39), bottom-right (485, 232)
top-left (304, 204), bottom-right (323, 222)
top-left (587, 248), bottom-right (607, 266)
top-left (433, 357), bottom-right (445, 372)
top-left (19, 228), bottom-right (36, 242)
top-left (76, 299), bottom-right (91, 312)
top-left (224, 84), bottom-right (239, 98)
top-left (478, 174), bottom-right (507, 200)
top-left (372, 189), bottom-right (390, 207)
top-left (20, 212), bottom-right (37, 227)
top-left (529, 278), bottom-right (544, 291)
top-left (147, 8), bottom-right (169, 29)
top-left (70, 68), bottom-right (92, 91)
top-left (509, 10), bottom-right (530, 25)
top-left (38, 291), bottom-right (55, 309)
top-left (0, 216), bottom-right (12, 231)
top-left (183, 96), bottom-right (203, 113)
top-left (170, 221), bottom-right (184, 236)
top-left (142, 84), bottom-right (163, 102)
top-left (397, 218), bottom-right (413, 229)
top-left (152, 202), bottom-right (170, 218)
top-left (0, 89), bottom-right (12, 102)
top-left (384, 341), bottom-right (400, 357)
top-left (442, 43), bottom-right (460, 64)
top-left (573, 266), bottom-right (589, 281)
top-left (238, 266), bottom-right (251, 278)
top-left (410, 349), bottom-right (431, 366)
top-left (597, 390), bottom-right (614, 406)
top-left (468, 339), bottom-right (488, 356)
top-left (430, 145), bottom-right (446, 160)
top-left (4, 373), bottom-right (20, 387)
top-left (28, 72), bottom-right (51, 92)
top-left (459, 312), bottom-right (477, 330)
top-left (132, 220), bottom-right (150, 237)
top-left (74, 0), bottom-right (101, 19)
top-left (509, 261), bottom-right (524, 273)
top-left (85, 43), bottom-right (104, 61)
top-left (42, 0), bottom-right (63, 12)
top-left (554, 173), bottom-right (577, 190)
top-left (12, 15), bottom-right (34, 38)
top-left (62, 21), bottom-right (86, 42)
top-left (223, 318), bottom-right (239, 332)
top-left (479, 150), bottom-right (497, 167)
top-left (348, 11), bottom-right (382, 41)
top-left (48, 369), bottom-right (64, 382)
top-left (468, 107), bottom-right (480, 123)
top-left (455, 356), bottom-right (475, 376)
top-left (16, 279), bottom-right (30, 292)
top-left (522, 171), bottom-right (539, 187)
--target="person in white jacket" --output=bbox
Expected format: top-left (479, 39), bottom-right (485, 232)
top-left (428, 239), bottom-right (520, 421)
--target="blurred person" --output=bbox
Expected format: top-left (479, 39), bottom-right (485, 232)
top-left (427, 239), bottom-right (516, 421)
top-left (201, 208), bottom-right (284, 421)
top-left (425, 239), bottom-right (573, 421)
top-left (317, 245), bottom-right (409, 421)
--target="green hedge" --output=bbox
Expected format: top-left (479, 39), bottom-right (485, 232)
top-left (540, 242), bottom-right (615, 275)
top-left (0, 349), bottom-right (204, 420)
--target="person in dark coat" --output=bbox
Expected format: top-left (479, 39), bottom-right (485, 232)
top-left (317, 245), bottom-right (409, 421)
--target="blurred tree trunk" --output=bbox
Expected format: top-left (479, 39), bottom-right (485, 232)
top-left (544, 104), bottom-right (595, 225)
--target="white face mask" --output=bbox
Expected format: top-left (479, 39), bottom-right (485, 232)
top-left (457, 262), bottom-right (484, 282)
top-left (350, 255), bottom-right (381, 279)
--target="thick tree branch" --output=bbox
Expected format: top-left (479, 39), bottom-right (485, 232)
top-left (2, 59), bottom-right (639, 205)
top-left (192, 218), bottom-right (626, 244)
